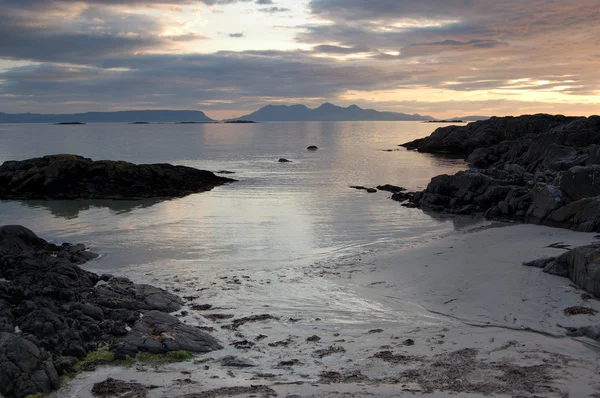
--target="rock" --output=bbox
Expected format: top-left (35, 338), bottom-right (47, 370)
top-left (221, 355), bottom-right (255, 367)
top-left (278, 158), bottom-right (292, 163)
top-left (523, 257), bottom-right (555, 269)
top-left (562, 324), bottom-right (600, 342)
top-left (113, 311), bottom-right (222, 357)
top-left (401, 114), bottom-right (579, 156)
top-left (559, 165), bottom-right (600, 201)
top-left (0, 332), bottom-right (59, 398)
top-left (91, 378), bottom-right (158, 398)
top-left (350, 186), bottom-right (377, 193)
top-left (376, 184), bottom-right (406, 193)
top-left (0, 225), bottom-right (222, 397)
top-left (0, 154), bottom-right (235, 200)
top-left (526, 244), bottom-right (600, 296)
top-left (307, 146), bottom-right (319, 151)
top-left (400, 115), bottom-right (600, 233)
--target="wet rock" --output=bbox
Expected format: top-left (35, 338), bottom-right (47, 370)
top-left (307, 146), bottom-right (319, 151)
top-left (278, 359), bottom-right (302, 367)
top-left (306, 335), bottom-right (321, 342)
top-left (376, 184), bottom-right (406, 193)
top-left (0, 154), bottom-right (235, 200)
top-left (183, 385), bottom-right (277, 398)
top-left (91, 378), bottom-right (159, 398)
top-left (0, 225), bottom-right (222, 397)
top-left (278, 158), bottom-right (292, 163)
top-left (350, 186), bottom-right (377, 193)
top-left (113, 311), bottom-right (222, 357)
top-left (191, 304), bottom-right (212, 311)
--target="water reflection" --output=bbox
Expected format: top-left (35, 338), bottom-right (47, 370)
top-left (17, 198), bottom-right (165, 219)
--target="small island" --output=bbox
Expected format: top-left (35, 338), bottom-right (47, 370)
top-left (224, 120), bottom-right (257, 124)
top-left (425, 119), bottom-right (467, 123)
top-left (130, 121), bottom-right (150, 124)
top-left (54, 122), bottom-right (86, 125)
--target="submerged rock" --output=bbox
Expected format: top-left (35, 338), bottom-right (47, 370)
top-left (0, 225), bottom-right (222, 398)
top-left (278, 158), bottom-right (292, 163)
top-left (0, 154), bottom-right (235, 200)
top-left (307, 145), bottom-right (319, 151)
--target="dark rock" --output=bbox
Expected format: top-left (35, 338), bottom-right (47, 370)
top-left (306, 335), bottom-right (321, 342)
top-left (113, 311), bottom-right (222, 357)
top-left (525, 243), bottom-right (600, 297)
top-left (401, 114), bottom-right (579, 156)
top-left (0, 225), bottom-right (222, 398)
top-left (350, 186), bottom-right (377, 193)
top-left (0, 154), bottom-right (235, 200)
top-left (91, 378), bottom-right (159, 398)
top-left (376, 184), bottom-right (406, 193)
top-left (0, 332), bottom-right (59, 398)
top-left (307, 146), bottom-right (319, 151)
top-left (278, 158), bottom-right (292, 163)
top-left (399, 115), bottom-right (600, 233)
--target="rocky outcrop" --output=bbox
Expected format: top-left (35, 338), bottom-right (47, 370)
top-left (401, 114), bottom-right (580, 156)
top-left (524, 243), bottom-right (600, 298)
top-left (400, 115), bottom-right (600, 232)
top-left (0, 154), bottom-right (235, 200)
top-left (523, 243), bottom-right (600, 297)
top-left (0, 225), bottom-right (221, 398)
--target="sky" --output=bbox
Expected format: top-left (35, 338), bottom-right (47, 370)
top-left (0, 0), bottom-right (599, 119)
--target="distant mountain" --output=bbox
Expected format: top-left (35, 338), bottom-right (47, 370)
top-left (230, 103), bottom-right (434, 122)
top-left (450, 115), bottom-right (490, 121)
top-left (0, 110), bottom-right (214, 123)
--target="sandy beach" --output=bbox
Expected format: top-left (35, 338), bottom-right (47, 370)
top-left (56, 223), bottom-right (600, 397)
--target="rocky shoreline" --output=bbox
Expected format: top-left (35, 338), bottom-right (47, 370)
top-left (0, 155), bottom-right (235, 200)
top-left (0, 226), bottom-right (221, 398)
top-left (396, 114), bottom-right (600, 297)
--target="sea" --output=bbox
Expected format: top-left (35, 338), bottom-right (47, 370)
top-left (0, 121), bottom-right (472, 313)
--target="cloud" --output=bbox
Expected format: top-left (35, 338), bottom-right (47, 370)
top-left (0, 0), bottom-right (598, 117)
top-left (258, 6), bottom-right (290, 13)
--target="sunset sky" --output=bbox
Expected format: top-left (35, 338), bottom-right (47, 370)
top-left (0, 0), bottom-right (599, 119)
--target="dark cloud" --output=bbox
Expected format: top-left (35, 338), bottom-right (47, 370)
top-left (258, 6), bottom-right (290, 13)
top-left (313, 45), bottom-right (370, 54)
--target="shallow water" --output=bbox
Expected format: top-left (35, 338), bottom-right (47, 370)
top-left (0, 121), bottom-right (468, 278)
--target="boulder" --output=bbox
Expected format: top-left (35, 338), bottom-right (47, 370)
top-left (525, 244), bottom-right (600, 297)
top-left (113, 311), bottom-right (222, 358)
top-left (0, 333), bottom-right (59, 398)
top-left (0, 155), bottom-right (235, 200)
top-left (307, 146), bottom-right (319, 151)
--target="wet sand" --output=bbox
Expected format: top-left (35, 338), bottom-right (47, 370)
top-left (58, 224), bottom-right (600, 397)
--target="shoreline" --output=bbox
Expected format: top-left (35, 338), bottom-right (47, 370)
top-left (56, 223), bottom-right (600, 397)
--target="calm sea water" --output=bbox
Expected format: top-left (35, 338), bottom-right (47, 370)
top-left (0, 122), bottom-right (468, 277)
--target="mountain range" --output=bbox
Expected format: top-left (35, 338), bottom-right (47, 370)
top-left (231, 103), bottom-right (433, 121)
top-left (0, 104), bottom-right (488, 123)
top-left (0, 110), bottom-right (214, 124)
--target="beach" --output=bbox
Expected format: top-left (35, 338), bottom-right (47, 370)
top-left (57, 223), bottom-right (600, 397)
